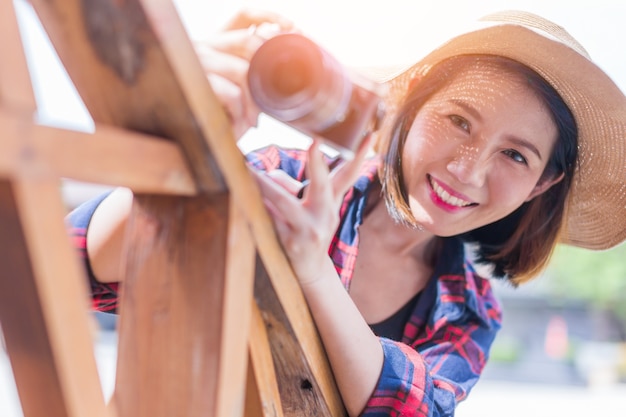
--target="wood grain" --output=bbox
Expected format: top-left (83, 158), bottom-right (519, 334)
top-left (114, 192), bottom-right (254, 417)
top-left (10, 1), bottom-right (347, 415)
top-left (0, 111), bottom-right (195, 195)
top-left (246, 301), bottom-right (284, 417)
top-left (254, 257), bottom-right (346, 416)
top-left (29, 0), bottom-right (225, 193)
top-left (0, 178), bottom-right (111, 417)
top-left (0, 0), bottom-right (37, 113)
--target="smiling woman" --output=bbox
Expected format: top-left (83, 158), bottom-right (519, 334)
top-left (381, 55), bottom-right (576, 282)
top-left (66, 8), bottom-right (626, 417)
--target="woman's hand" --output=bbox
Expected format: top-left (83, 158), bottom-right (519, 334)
top-left (253, 137), bottom-right (382, 416)
top-left (194, 10), bottom-right (293, 138)
top-left (252, 137), bottom-right (372, 285)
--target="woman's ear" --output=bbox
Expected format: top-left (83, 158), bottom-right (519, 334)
top-left (525, 172), bottom-right (565, 202)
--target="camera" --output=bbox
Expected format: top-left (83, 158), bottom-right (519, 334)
top-left (247, 33), bottom-right (385, 157)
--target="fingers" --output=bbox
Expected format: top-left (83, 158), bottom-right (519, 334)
top-left (197, 43), bottom-right (248, 86)
top-left (301, 136), bottom-right (372, 206)
top-left (206, 73), bottom-right (255, 138)
top-left (223, 9), bottom-right (294, 32)
top-left (202, 26), bottom-right (266, 61)
top-left (209, 9), bottom-right (293, 61)
top-left (197, 41), bottom-right (260, 135)
top-left (194, 11), bottom-right (291, 139)
top-left (303, 140), bottom-right (333, 206)
top-left (250, 168), bottom-right (299, 221)
top-left (250, 135), bottom-right (371, 234)
top-left (330, 134), bottom-right (373, 197)
top-left (266, 169), bottom-right (305, 196)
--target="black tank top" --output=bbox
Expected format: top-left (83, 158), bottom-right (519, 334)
top-left (369, 291), bottom-right (421, 341)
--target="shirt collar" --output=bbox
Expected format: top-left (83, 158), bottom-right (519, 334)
top-left (421, 238), bottom-right (494, 328)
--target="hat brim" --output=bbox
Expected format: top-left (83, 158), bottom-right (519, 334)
top-left (361, 20), bottom-right (626, 250)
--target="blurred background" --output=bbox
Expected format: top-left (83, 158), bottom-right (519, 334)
top-left (2, 0), bottom-right (626, 416)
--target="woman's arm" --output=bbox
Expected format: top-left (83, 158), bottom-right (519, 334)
top-left (300, 259), bottom-right (385, 416)
top-left (363, 285), bottom-right (501, 417)
top-left (253, 138), bottom-right (379, 416)
top-left (252, 140), bottom-right (502, 416)
top-left (299, 261), bottom-right (501, 417)
top-left (66, 187), bottom-right (133, 284)
top-left (85, 187), bottom-right (133, 283)
top-left (66, 188), bottom-right (125, 311)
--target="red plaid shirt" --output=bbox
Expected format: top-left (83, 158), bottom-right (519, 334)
top-left (68, 146), bottom-right (502, 416)
top-left (68, 191), bottom-right (118, 313)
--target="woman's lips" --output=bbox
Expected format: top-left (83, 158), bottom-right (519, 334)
top-left (428, 175), bottom-right (477, 210)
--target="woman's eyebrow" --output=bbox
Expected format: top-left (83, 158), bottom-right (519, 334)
top-left (507, 136), bottom-right (543, 160)
top-left (450, 99), bottom-right (482, 122)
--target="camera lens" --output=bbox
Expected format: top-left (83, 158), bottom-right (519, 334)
top-left (248, 33), bottom-right (385, 156)
top-left (248, 33), bottom-right (352, 129)
top-left (271, 58), bottom-right (312, 96)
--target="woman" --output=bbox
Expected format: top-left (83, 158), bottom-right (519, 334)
top-left (68, 10), bottom-right (626, 417)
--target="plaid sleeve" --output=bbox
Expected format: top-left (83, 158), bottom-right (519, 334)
top-left (245, 146), bottom-right (307, 179)
top-left (66, 191), bottom-right (120, 313)
top-left (362, 277), bottom-right (502, 417)
top-left (245, 145), bottom-right (341, 180)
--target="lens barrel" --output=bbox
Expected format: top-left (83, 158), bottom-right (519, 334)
top-left (248, 33), bottom-right (384, 156)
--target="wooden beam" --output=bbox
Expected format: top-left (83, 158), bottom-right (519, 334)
top-left (114, 192), bottom-right (255, 417)
top-left (0, 111), bottom-right (195, 195)
top-left (137, 2), bottom-right (345, 413)
top-left (0, 177), bottom-right (111, 417)
top-left (0, 0), bottom-right (37, 113)
top-left (27, 1), bottom-right (345, 414)
top-left (254, 258), bottom-right (345, 416)
top-left (29, 0), bottom-right (225, 193)
top-left (245, 301), bottom-right (284, 417)
top-left (216, 202), bottom-right (256, 417)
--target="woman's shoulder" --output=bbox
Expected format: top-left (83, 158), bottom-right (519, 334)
top-left (431, 238), bottom-right (503, 326)
top-left (462, 243), bottom-right (503, 326)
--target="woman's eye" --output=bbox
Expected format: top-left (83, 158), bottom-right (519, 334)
top-left (449, 115), bottom-right (470, 132)
top-left (503, 149), bottom-right (528, 165)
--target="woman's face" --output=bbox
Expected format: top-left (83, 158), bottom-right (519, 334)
top-left (401, 63), bottom-right (561, 236)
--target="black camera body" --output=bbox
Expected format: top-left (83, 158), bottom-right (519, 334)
top-left (247, 34), bottom-right (385, 157)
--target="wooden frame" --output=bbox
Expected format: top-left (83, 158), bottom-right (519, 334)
top-left (0, 1), bottom-right (345, 416)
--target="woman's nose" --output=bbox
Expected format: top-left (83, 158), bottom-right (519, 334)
top-left (446, 144), bottom-right (490, 187)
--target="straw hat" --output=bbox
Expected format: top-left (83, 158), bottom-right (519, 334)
top-left (362, 10), bottom-right (626, 250)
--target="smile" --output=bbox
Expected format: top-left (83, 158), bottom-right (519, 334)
top-left (428, 176), bottom-right (476, 208)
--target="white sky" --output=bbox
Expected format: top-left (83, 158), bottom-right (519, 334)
top-left (176, 1), bottom-right (626, 84)
top-left (14, 0), bottom-right (626, 134)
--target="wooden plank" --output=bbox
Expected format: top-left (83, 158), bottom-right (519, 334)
top-left (29, 0), bottom-right (225, 193)
top-left (29, 0), bottom-right (344, 414)
top-left (0, 111), bottom-right (195, 195)
top-left (254, 258), bottom-right (344, 416)
top-left (245, 301), bottom-right (284, 417)
top-left (114, 192), bottom-right (255, 417)
top-left (135, 3), bottom-right (345, 413)
top-left (216, 202), bottom-right (256, 417)
top-left (0, 0), bottom-right (37, 113)
top-left (249, 221), bottom-right (345, 416)
top-left (0, 177), bottom-right (111, 417)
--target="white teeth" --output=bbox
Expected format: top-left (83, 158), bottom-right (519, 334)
top-left (430, 178), bottom-right (472, 207)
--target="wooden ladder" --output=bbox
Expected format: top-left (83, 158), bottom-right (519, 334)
top-left (0, 1), bottom-right (344, 416)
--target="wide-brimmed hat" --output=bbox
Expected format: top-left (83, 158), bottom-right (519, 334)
top-left (361, 10), bottom-right (626, 250)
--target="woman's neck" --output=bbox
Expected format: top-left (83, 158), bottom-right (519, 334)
top-left (364, 188), bottom-right (438, 265)
top-left (350, 189), bottom-right (440, 324)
